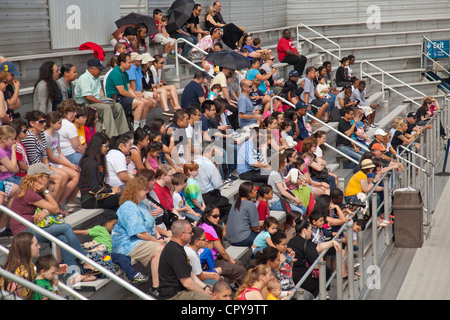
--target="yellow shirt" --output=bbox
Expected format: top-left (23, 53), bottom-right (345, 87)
top-left (76, 124), bottom-right (86, 145)
top-left (344, 170), bottom-right (367, 197)
top-left (267, 293), bottom-right (279, 300)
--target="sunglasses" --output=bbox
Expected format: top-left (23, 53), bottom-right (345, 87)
top-left (210, 214), bottom-right (220, 219)
top-left (36, 120), bottom-right (47, 125)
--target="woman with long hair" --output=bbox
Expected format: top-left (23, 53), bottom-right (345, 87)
top-left (235, 264), bottom-right (273, 300)
top-left (149, 54), bottom-right (182, 116)
top-left (43, 111), bottom-right (80, 209)
top-left (287, 217), bottom-right (340, 297)
top-left (9, 164), bottom-right (96, 277)
top-left (22, 110), bottom-right (68, 211)
top-left (33, 61), bottom-right (62, 113)
top-left (0, 232), bottom-right (40, 299)
top-left (197, 205), bottom-right (247, 285)
top-left (56, 99), bottom-right (85, 166)
top-left (112, 176), bottom-right (165, 294)
top-left (128, 127), bottom-right (149, 174)
top-left (78, 132), bottom-right (121, 210)
top-left (226, 181), bottom-right (260, 246)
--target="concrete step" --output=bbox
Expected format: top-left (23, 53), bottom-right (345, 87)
top-left (384, 80), bottom-right (441, 99)
top-left (358, 55), bottom-right (423, 73)
top-left (363, 68), bottom-right (425, 87)
top-left (309, 43), bottom-right (422, 61)
top-left (308, 28), bottom-right (450, 50)
top-left (295, 18), bottom-right (450, 38)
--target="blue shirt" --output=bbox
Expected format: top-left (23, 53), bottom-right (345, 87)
top-left (238, 94), bottom-right (256, 127)
top-left (127, 64), bottom-right (144, 92)
top-left (246, 68), bottom-right (267, 92)
top-left (300, 77), bottom-right (316, 104)
top-left (237, 139), bottom-right (258, 174)
top-left (111, 201), bottom-right (156, 256)
top-left (181, 80), bottom-right (204, 109)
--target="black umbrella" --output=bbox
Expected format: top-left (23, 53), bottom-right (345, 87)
top-left (115, 12), bottom-right (159, 36)
top-left (204, 50), bottom-right (251, 70)
top-left (166, 0), bottom-right (195, 34)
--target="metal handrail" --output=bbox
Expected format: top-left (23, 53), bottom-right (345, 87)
top-left (0, 268), bottom-right (64, 300)
top-left (0, 243), bottom-right (87, 300)
top-left (0, 205), bottom-right (154, 300)
top-left (270, 95), bottom-right (370, 152)
top-left (296, 23), bottom-right (341, 61)
top-left (421, 36), bottom-right (450, 78)
top-left (174, 38), bottom-right (207, 77)
top-left (359, 60), bottom-right (427, 105)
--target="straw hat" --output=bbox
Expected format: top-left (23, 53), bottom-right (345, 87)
top-left (360, 159), bottom-right (375, 170)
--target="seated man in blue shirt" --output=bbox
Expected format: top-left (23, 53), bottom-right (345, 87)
top-left (238, 79), bottom-right (262, 128)
top-left (236, 127), bottom-right (271, 183)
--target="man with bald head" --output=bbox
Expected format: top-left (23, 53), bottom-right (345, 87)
top-left (238, 79), bottom-right (262, 128)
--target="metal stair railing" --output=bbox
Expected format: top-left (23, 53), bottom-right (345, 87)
top-left (0, 267), bottom-right (64, 300)
top-left (296, 23), bottom-right (341, 61)
top-left (270, 95), bottom-right (370, 153)
top-left (0, 205), bottom-right (154, 300)
top-left (0, 243), bottom-right (88, 300)
top-left (174, 38), bottom-right (207, 78)
top-left (359, 60), bottom-right (425, 106)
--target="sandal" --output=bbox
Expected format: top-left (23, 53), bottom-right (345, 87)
top-left (70, 273), bottom-right (97, 285)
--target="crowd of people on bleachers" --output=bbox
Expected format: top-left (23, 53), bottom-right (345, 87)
top-left (0, 1), bottom-right (443, 301)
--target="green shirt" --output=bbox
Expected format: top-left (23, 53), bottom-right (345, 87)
top-left (184, 178), bottom-right (203, 209)
top-left (105, 65), bottom-right (130, 98)
top-left (33, 278), bottom-right (57, 300)
top-left (74, 69), bottom-right (103, 104)
top-left (88, 225), bottom-right (113, 252)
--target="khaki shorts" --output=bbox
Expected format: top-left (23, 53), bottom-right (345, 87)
top-left (153, 33), bottom-right (176, 46)
top-left (129, 240), bottom-right (161, 267)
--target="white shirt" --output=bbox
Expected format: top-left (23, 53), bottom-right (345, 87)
top-left (184, 246), bottom-right (202, 276)
top-left (58, 119), bottom-right (78, 156)
top-left (105, 149), bottom-right (127, 187)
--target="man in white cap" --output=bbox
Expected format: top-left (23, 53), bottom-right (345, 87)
top-left (74, 57), bottom-right (130, 137)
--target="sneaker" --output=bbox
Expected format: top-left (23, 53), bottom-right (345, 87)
top-left (169, 51), bottom-right (176, 59)
top-left (162, 110), bottom-right (175, 117)
top-left (131, 272), bottom-right (149, 284)
top-left (148, 286), bottom-right (160, 298)
top-left (0, 228), bottom-right (12, 238)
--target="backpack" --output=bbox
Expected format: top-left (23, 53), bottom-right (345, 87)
top-left (82, 241), bottom-right (116, 278)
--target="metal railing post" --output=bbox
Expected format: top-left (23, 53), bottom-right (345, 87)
top-left (371, 193), bottom-right (379, 267)
top-left (347, 223), bottom-right (355, 300)
top-left (318, 260), bottom-right (327, 300)
top-left (335, 238), bottom-right (344, 300)
top-left (0, 205), bottom-right (154, 300)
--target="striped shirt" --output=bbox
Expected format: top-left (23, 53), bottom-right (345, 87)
top-left (22, 130), bottom-right (48, 165)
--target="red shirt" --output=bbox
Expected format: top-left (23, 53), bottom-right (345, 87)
top-left (153, 182), bottom-right (174, 211)
top-left (257, 200), bottom-right (270, 222)
top-left (277, 37), bottom-right (298, 62)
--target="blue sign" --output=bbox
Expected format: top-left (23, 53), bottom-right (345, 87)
top-left (426, 40), bottom-right (450, 59)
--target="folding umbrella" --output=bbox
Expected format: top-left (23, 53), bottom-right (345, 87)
top-left (204, 50), bottom-right (251, 70)
top-left (115, 12), bottom-right (158, 36)
top-left (166, 0), bottom-right (195, 34)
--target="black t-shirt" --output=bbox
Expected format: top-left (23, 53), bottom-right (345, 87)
top-left (415, 106), bottom-right (429, 123)
top-left (158, 240), bottom-right (192, 299)
top-left (390, 130), bottom-right (404, 152)
top-left (287, 235), bottom-right (319, 283)
top-left (187, 14), bottom-right (200, 27)
top-left (406, 121), bottom-right (415, 135)
top-left (336, 119), bottom-right (354, 146)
